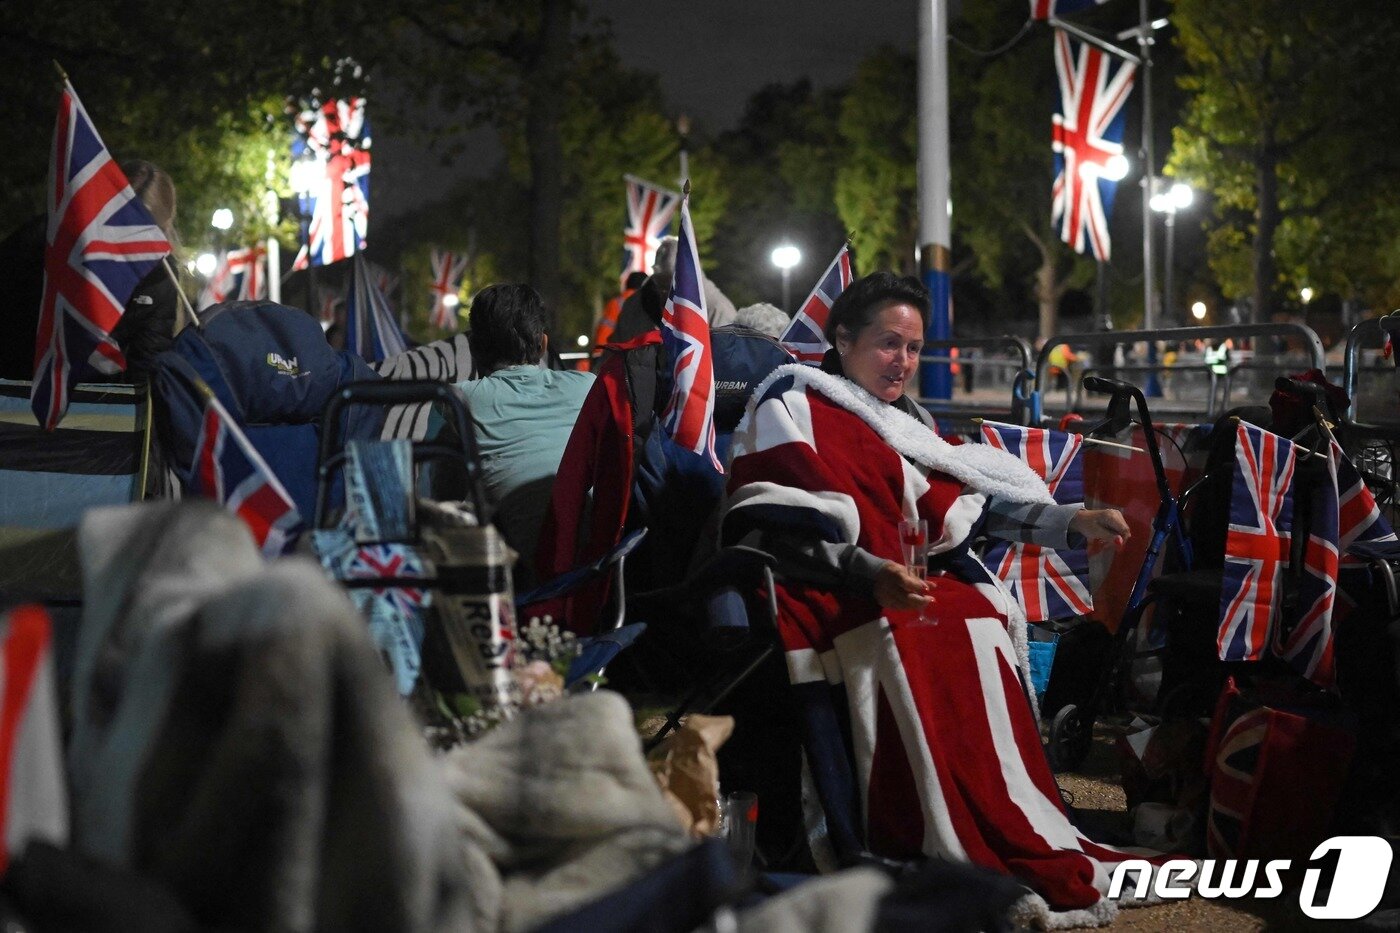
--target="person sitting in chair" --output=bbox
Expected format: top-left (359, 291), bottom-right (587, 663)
top-left (720, 272), bottom-right (1148, 924)
top-left (456, 284), bottom-right (594, 588)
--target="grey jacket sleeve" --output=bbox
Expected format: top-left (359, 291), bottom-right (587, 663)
top-left (982, 498), bottom-right (1086, 550)
top-left (731, 529), bottom-right (886, 595)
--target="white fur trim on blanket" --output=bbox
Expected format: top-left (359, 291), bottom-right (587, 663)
top-left (741, 365), bottom-right (1054, 506)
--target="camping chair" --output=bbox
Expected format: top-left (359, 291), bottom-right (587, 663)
top-left (0, 379), bottom-right (159, 607)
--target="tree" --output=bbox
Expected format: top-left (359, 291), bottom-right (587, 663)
top-left (1169, 0), bottom-right (1400, 320)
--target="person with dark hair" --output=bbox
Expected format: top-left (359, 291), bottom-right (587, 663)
top-left (721, 271), bottom-right (1140, 921)
top-left (456, 284), bottom-right (594, 586)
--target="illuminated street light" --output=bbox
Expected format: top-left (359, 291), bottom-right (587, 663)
top-left (195, 252), bottom-right (218, 277)
top-left (211, 208), bottom-right (234, 231)
top-left (576, 334), bottom-right (589, 347)
top-left (1191, 301), bottom-right (1207, 321)
top-left (1150, 178), bottom-right (1196, 324)
top-left (1301, 287), bottom-right (1314, 303)
top-left (771, 244), bottom-right (801, 311)
top-left (442, 293), bottom-right (459, 309)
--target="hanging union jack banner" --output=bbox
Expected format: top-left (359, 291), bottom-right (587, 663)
top-left (1218, 423), bottom-right (1296, 664)
top-left (1051, 30), bottom-right (1136, 261)
top-left (780, 243), bottom-right (854, 364)
top-left (979, 421), bottom-right (1093, 621)
top-left (1031, 0), bottom-right (1111, 19)
top-left (621, 176), bottom-right (681, 286)
top-left (32, 79), bottom-right (172, 431)
top-left (661, 187), bottom-right (721, 473)
top-left (292, 96), bottom-right (371, 269)
top-left (198, 245), bottom-right (267, 310)
top-left (428, 249), bottom-right (468, 330)
top-left (191, 379), bottom-right (304, 557)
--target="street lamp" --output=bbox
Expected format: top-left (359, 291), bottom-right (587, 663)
top-left (211, 208), bottom-right (234, 231)
top-left (195, 252), bottom-right (218, 277)
top-left (1150, 179), bottom-right (1194, 325)
top-left (771, 244), bottom-right (801, 312)
top-left (1300, 286), bottom-right (1314, 304)
top-left (1191, 300), bottom-right (1207, 321)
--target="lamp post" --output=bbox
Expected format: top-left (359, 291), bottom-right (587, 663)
top-left (1150, 179), bottom-right (1194, 326)
top-left (771, 244), bottom-right (801, 312)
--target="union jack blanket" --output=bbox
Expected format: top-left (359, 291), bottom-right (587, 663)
top-left (722, 365), bottom-right (1156, 925)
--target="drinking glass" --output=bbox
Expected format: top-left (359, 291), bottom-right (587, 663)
top-left (897, 518), bottom-right (934, 624)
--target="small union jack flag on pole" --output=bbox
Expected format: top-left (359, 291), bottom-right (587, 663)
top-left (979, 421), bottom-right (1093, 621)
top-left (780, 243), bottom-right (854, 365)
top-left (1051, 29), bottom-right (1136, 261)
top-left (621, 175), bottom-right (681, 287)
top-left (661, 183), bottom-right (721, 473)
top-left (1218, 423), bottom-right (1296, 663)
top-left (1031, 0), bottom-right (1111, 19)
top-left (198, 245), bottom-right (267, 310)
top-left (428, 249), bottom-right (468, 330)
top-left (32, 77), bottom-right (172, 430)
top-left (189, 378), bottom-right (304, 557)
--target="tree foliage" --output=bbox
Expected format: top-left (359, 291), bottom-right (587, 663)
top-left (1169, 0), bottom-right (1400, 317)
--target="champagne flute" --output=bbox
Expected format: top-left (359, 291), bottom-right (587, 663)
top-left (897, 518), bottom-right (933, 624)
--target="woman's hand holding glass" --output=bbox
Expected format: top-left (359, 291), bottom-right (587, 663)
top-left (881, 518), bottom-right (935, 624)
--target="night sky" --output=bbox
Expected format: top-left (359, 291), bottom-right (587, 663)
top-left (374, 0), bottom-right (921, 221)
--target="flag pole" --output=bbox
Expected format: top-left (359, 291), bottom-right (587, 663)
top-left (917, 0), bottom-right (953, 401)
top-left (163, 256), bottom-right (200, 327)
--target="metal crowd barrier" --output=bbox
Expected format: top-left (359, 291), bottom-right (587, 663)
top-left (916, 335), bottom-right (1037, 427)
top-left (1031, 322), bottom-right (1327, 425)
top-left (1342, 317), bottom-right (1400, 440)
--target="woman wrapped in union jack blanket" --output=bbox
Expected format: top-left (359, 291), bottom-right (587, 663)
top-left (720, 272), bottom-right (1160, 928)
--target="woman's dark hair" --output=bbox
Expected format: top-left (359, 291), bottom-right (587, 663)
top-left (823, 271), bottom-right (930, 344)
top-left (467, 283), bottom-right (547, 371)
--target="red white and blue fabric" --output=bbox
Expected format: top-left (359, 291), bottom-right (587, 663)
top-left (779, 243), bottom-right (854, 364)
top-left (1031, 0), bottom-right (1110, 19)
top-left (1217, 423), bottom-right (1296, 663)
top-left (192, 388), bottom-right (304, 557)
top-left (1275, 440), bottom-right (1344, 688)
top-left (344, 544), bottom-right (431, 695)
top-left (621, 176), bottom-right (680, 286)
top-left (723, 364), bottom-right (1157, 924)
top-left (291, 97), bottom-right (371, 269)
top-left (198, 245), bottom-right (267, 310)
top-left (0, 606), bottom-right (68, 874)
top-left (660, 193), bottom-right (721, 472)
top-left (344, 252), bottom-right (408, 363)
top-left (429, 249), bottom-right (468, 330)
top-left (32, 81), bottom-right (171, 430)
top-left (1051, 30), bottom-right (1136, 261)
top-left (979, 422), bottom-right (1093, 621)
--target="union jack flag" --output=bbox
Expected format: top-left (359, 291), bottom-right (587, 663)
top-left (32, 80), bottom-right (171, 430)
top-left (291, 97), bottom-right (370, 269)
top-left (198, 245), bottom-right (267, 310)
top-left (661, 189), bottom-right (721, 473)
top-left (429, 249), bottom-right (468, 330)
top-left (979, 422), bottom-right (1092, 621)
top-left (1051, 29), bottom-right (1137, 261)
top-left (190, 380), bottom-right (304, 557)
top-left (621, 176), bottom-right (680, 286)
top-left (1031, 0), bottom-right (1111, 19)
top-left (780, 243), bottom-right (854, 364)
top-left (1218, 423), bottom-right (1296, 663)
top-left (1276, 442), bottom-right (1341, 688)
top-left (344, 252), bottom-right (408, 362)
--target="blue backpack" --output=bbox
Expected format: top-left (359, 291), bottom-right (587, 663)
top-left (153, 301), bottom-right (383, 521)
